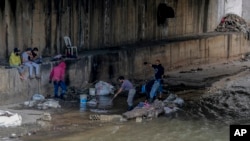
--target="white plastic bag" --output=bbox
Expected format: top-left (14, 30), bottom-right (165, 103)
top-left (42, 99), bottom-right (61, 108)
top-left (173, 97), bottom-right (184, 107)
top-left (164, 93), bottom-right (177, 102)
top-left (164, 107), bottom-right (179, 114)
top-left (87, 98), bottom-right (98, 106)
top-left (0, 110), bottom-right (22, 127)
top-left (95, 81), bottom-right (114, 95)
top-left (32, 94), bottom-right (45, 101)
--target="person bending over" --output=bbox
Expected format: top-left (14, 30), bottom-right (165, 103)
top-left (113, 76), bottom-right (136, 111)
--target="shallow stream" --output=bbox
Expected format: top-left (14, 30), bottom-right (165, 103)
top-left (4, 87), bottom-right (250, 141)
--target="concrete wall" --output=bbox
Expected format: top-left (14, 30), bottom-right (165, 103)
top-left (217, 0), bottom-right (250, 24)
top-left (225, 0), bottom-right (242, 16)
top-left (1, 33), bottom-right (250, 105)
top-left (0, 0), bottom-right (226, 60)
top-left (1, 0), bottom-right (250, 105)
top-left (242, 0), bottom-right (250, 23)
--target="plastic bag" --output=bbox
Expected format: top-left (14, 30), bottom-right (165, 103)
top-left (32, 94), bottom-right (45, 101)
top-left (0, 110), bottom-right (22, 127)
top-left (95, 81), bottom-right (114, 95)
top-left (164, 107), bottom-right (179, 114)
top-left (173, 97), bottom-right (184, 107)
top-left (42, 99), bottom-right (61, 108)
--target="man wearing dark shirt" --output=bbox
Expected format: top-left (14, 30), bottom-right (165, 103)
top-left (145, 59), bottom-right (164, 103)
top-left (29, 47), bottom-right (42, 64)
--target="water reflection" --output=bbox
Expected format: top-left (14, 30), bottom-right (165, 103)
top-left (40, 117), bottom-right (229, 141)
top-left (87, 95), bottom-right (115, 114)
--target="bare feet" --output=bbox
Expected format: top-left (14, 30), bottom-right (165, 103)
top-left (20, 75), bottom-right (26, 80)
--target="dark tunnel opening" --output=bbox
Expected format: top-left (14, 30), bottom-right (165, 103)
top-left (157, 3), bottom-right (175, 26)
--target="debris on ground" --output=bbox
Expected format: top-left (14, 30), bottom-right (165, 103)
top-left (163, 93), bottom-right (184, 115)
top-left (23, 95), bottom-right (61, 110)
top-left (122, 94), bottom-right (184, 120)
top-left (215, 13), bottom-right (250, 39)
top-left (36, 113), bottom-right (52, 128)
top-left (89, 114), bottom-right (123, 122)
top-left (95, 81), bottom-right (115, 95)
top-left (179, 68), bottom-right (203, 73)
top-left (122, 100), bottom-right (164, 119)
top-left (87, 98), bottom-right (98, 106)
top-left (0, 110), bottom-right (22, 127)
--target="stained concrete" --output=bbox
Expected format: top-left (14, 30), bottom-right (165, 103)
top-left (0, 32), bottom-right (250, 105)
top-left (0, 0), bottom-right (238, 59)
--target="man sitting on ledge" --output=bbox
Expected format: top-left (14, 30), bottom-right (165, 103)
top-left (21, 48), bottom-right (40, 79)
top-left (9, 48), bottom-right (26, 80)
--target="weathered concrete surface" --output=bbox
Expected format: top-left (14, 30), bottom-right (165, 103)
top-left (166, 59), bottom-right (250, 90)
top-left (0, 33), bottom-right (250, 105)
top-left (225, 0), bottom-right (242, 17)
top-left (0, 0), bottom-right (239, 60)
top-left (242, 0), bottom-right (250, 23)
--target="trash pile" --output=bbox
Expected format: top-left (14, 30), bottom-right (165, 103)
top-left (215, 13), bottom-right (250, 38)
top-left (23, 94), bottom-right (61, 110)
top-left (66, 81), bottom-right (115, 111)
top-left (0, 111), bottom-right (22, 127)
top-left (123, 93), bottom-right (184, 119)
top-left (95, 81), bottom-right (115, 95)
top-left (66, 81), bottom-right (115, 102)
top-left (163, 93), bottom-right (184, 115)
top-left (84, 81), bottom-right (115, 108)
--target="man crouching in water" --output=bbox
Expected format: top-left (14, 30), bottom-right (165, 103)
top-left (113, 76), bottom-right (136, 111)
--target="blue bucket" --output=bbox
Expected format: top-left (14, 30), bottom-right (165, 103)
top-left (80, 94), bottom-right (87, 104)
top-left (80, 94), bottom-right (87, 111)
top-left (80, 103), bottom-right (87, 111)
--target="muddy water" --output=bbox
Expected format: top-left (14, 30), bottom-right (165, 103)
top-left (22, 114), bottom-right (229, 141)
top-left (15, 88), bottom-right (250, 141)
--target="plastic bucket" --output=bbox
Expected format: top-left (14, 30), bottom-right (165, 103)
top-left (80, 103), bottom-right (87, 111)
top-left (80, 94), bottom-right (87, 111)
top-left (80, 94), bottom-right (87, 104)
top-left (89, 88), bottom-right (96, 96)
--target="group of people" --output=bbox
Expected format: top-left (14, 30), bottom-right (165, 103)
top-left (113, 59), bottom-right (165, 111)
top-left (10, 47), bottom-right (164, 105)
top-left (9, 47), bottom-right (67, 100)
top-left (9, 47), bottom-right (41, 80)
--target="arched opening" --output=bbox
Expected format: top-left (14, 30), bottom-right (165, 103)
top-left (157, 3), bottom-right (175, 26)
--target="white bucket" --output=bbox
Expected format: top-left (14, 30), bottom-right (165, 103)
top-left (89, 88), bottom-right (96, 96)
top-left (80, 94), bottom-right (87, 105)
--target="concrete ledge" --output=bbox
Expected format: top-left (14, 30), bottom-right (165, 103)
top-left (0, 33), bottom-right (250, 105)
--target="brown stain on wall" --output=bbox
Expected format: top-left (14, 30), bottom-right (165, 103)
top-left (0, 0), bottom-right (223, 60)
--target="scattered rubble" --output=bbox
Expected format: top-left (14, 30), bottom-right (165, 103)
top-left (89, 114), bottom-right (123, 122)
top-left (87, 93), bottom-right (184, 122)
top-left (215, 13), bottom-right (250, 39)
top-left (179, 67), bottom-right (203, 73)
top-left (23, 98), bottom-right (61, 110)
top-left (123, 94), bottom-right (184, 120)
top-left (36, 113), bottom-right (52, 128)
top-left (95, 81), bottom-right (115, 95)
